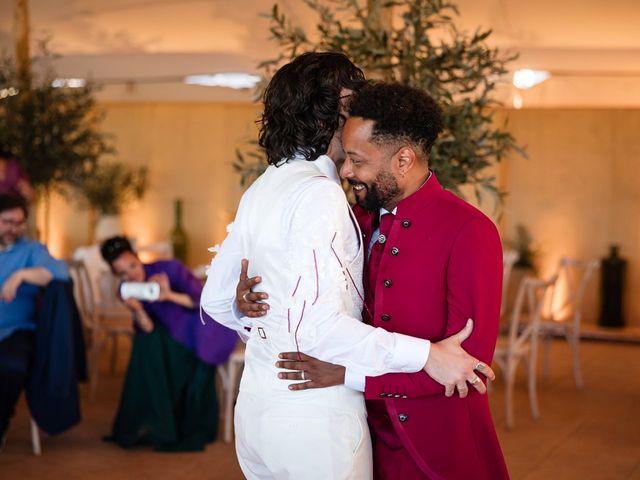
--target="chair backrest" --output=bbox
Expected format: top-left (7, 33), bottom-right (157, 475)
top-left (67, 259), bottom-right (98, 331)
top-left (97, 270), bottom-right (122, 309)
top-left (502, 249), bottom-right (520, 316)
top-left (548, 257), bottom-right (600, 327)
top-left (507, 274), bottom-right (558, 351)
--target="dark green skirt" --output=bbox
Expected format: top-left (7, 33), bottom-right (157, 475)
top-left (105, 324), bottom-right (218, 452)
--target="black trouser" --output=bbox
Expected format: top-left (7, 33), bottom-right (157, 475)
top-left (0, 330), bottom-right (34, 438)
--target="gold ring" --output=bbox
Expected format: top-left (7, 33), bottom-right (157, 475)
top-left (470, 376), bottom-right (481, 384)
top-left (301, 370), bottom-right (306, 381)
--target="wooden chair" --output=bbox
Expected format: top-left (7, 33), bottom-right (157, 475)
top-left (502, 249), bottom-right (519, 317)
top-left (540, 258), bottom-right (600, 388)
top-left (494, 274), bottom-right (557, 429)
top-left (68, 260), bottom-right (133, 399)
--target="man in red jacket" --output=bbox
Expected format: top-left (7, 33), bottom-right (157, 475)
top-left (239, 81), bottom-right (508, 479)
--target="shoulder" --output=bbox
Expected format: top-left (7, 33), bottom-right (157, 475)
top-left (436, 190), bottom-right (498, 233)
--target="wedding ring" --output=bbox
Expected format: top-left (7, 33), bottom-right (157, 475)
top-left (474, 362), bottom-right (485, 371)
top-left (242, 292), bottom-right (250, 302)
top-left (301, 370), bottom-right (306, 381)
top-left (470, 376), bottom-right (481, 384)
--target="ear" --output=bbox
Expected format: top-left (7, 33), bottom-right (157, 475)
top-left (394, 147), bottom-right (418, 177)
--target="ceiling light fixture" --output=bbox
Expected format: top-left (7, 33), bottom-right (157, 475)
top-left (184, 73), bottom-right (260, 90)
top-left (52, 78), bottom-right (87, 88)
top-left (513, 69), bottom-right (550, 89)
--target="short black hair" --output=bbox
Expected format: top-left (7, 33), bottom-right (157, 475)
top-left (0, 194), bottom-right (28, 217)
top-left (259, 52), bottom-right (365, 165)
top-left (348, 82), bottom-right (444, 158)
top-left (100, 235), bottom-right (135, 265)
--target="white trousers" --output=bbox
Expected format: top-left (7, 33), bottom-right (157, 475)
top-left (234, 391), bottom-right (373, 480)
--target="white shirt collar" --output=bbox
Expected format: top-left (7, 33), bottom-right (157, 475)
top-left (314, 155), bottom-right (341, 185)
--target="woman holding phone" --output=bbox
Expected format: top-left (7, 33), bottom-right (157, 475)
top-left (100, 235), bottom-right (237, 451)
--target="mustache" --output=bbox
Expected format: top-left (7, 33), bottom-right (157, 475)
top-left (347, 179), bottom-right (365, 186)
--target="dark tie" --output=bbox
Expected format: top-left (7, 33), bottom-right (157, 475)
top-left (364, 213), bottom-right (394, 324)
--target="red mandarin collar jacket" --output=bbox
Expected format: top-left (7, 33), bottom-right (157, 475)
top-left (354, 173), bottom-right (509, 480)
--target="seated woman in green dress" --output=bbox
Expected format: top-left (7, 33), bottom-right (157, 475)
top-left (100, 236), bottom-right (238, 452)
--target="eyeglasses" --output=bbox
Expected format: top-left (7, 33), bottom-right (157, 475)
top-left (0, 217), bottom-right (26, 228)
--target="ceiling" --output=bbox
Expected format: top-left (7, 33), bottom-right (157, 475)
top-left (2, 0), bottom-right (640, 105)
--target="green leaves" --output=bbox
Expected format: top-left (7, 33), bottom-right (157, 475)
top-left (0, 46), bottom-right (113, 196)
top-left (240, 0), bottom-right (526, 205)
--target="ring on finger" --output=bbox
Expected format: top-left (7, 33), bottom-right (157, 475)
top-left (470, 376), bottom-right (481, 385)
top-left (242, 291), bottom-right (250, 302)
top-left (474, 362), bottom-right (485, 371)
top-left (300, 370), bottom-right (306, 381)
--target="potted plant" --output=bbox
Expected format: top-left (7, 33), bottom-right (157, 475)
top-left (234, 0), bottom-right (525, 203)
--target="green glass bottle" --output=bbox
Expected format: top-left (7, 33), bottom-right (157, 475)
top-left (170, 198), bottom-right (188, 264)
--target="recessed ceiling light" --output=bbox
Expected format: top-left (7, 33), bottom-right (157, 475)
top-left (52, 78), bottom-right (86, 88)
top-left (184, 73), bottom-right (260, 90)
top-left (513, 69), bottom-right (550, 89)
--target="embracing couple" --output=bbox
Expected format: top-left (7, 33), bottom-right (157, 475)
top-left (202, 52), bottom-right (509, 480)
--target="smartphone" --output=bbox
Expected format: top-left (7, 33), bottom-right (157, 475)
top-left (120, 282), bottom-right (161, 301)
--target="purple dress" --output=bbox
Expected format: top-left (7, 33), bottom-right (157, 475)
top-left (139, 260), bottom-right (237, 366)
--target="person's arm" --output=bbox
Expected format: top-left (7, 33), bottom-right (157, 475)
top-left (360, 217), bottom-right (502, 400)
top-left (1, 267), bottom-right (53, 302)
top-left (282, 180), bottom-right (429, 377)
top-left (201, 219), bottom-right (253, 341)
top-left (149, 260), bottom-right (204, 309)
top-left (1, 244), bottom-right (69, 302)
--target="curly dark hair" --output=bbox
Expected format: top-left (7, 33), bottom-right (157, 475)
top-left (100, 235), bottom-right (135, 266)
top-left (259, 52), bottom-right (365, 165)
top-left (348, 82), bottom-right (444, 158)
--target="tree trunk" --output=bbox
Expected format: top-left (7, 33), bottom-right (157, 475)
top-left (14, 0), bottom-right (31, 94)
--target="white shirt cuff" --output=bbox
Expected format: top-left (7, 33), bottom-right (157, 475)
top-left (231, 300), bottom-right (252, 343)
top-left (344, 369), bottom-right (366, 392)
top-left (391, 334), bottom-right (431, 373)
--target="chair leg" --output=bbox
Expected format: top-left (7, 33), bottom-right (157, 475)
top-left (526, 354), bottom-right (540, 419)
top-left (542, 332), bottom-right (552, 379)
top-left (30, 418), bottom-right (41, 456)
top-left (569, 332), bottom-right (584, 389)
top-left (504, 363), bottom-right (517, 429)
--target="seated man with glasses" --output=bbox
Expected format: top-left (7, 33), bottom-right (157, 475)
top-left (0, 194), bottom-right (68, 450)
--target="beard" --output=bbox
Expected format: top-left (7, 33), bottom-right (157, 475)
top-left (350, 169), bottom-right (400, 212)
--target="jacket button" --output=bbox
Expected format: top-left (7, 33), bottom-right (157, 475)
top-left (390, 247), bottom-right (399, 256)
top-left (398, 413), bottom-right (409, 423)
top-left (379, 392), bottom-right (386, 398)
top-left (383, 279), bottom-right (392, 288)
top-left (402, 220), bottom-right (411, 228)
top-left (381, 314), bottom-right (391, 322)
top-left (401, 395), bottom-right (408, 399)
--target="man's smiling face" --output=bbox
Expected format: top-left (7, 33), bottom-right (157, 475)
top-left (339, 116), bottom-right (401, 212)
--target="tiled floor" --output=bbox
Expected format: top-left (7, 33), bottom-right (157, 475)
top-left (1, 339), bottom-right (639, 479)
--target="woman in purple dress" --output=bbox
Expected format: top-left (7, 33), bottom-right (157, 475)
top-left (100, 236), bottom-right (238, 451)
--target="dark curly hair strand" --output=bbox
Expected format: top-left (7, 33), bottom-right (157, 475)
top-left (259, 52), bottom-right (365, 165)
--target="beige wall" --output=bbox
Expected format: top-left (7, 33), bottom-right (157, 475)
top-left (498, 109), bottom-right (640, 326)
top-left (46, 102), bottom-right (260, 268)
top-left (45, 103), bottom-right (639, 327)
